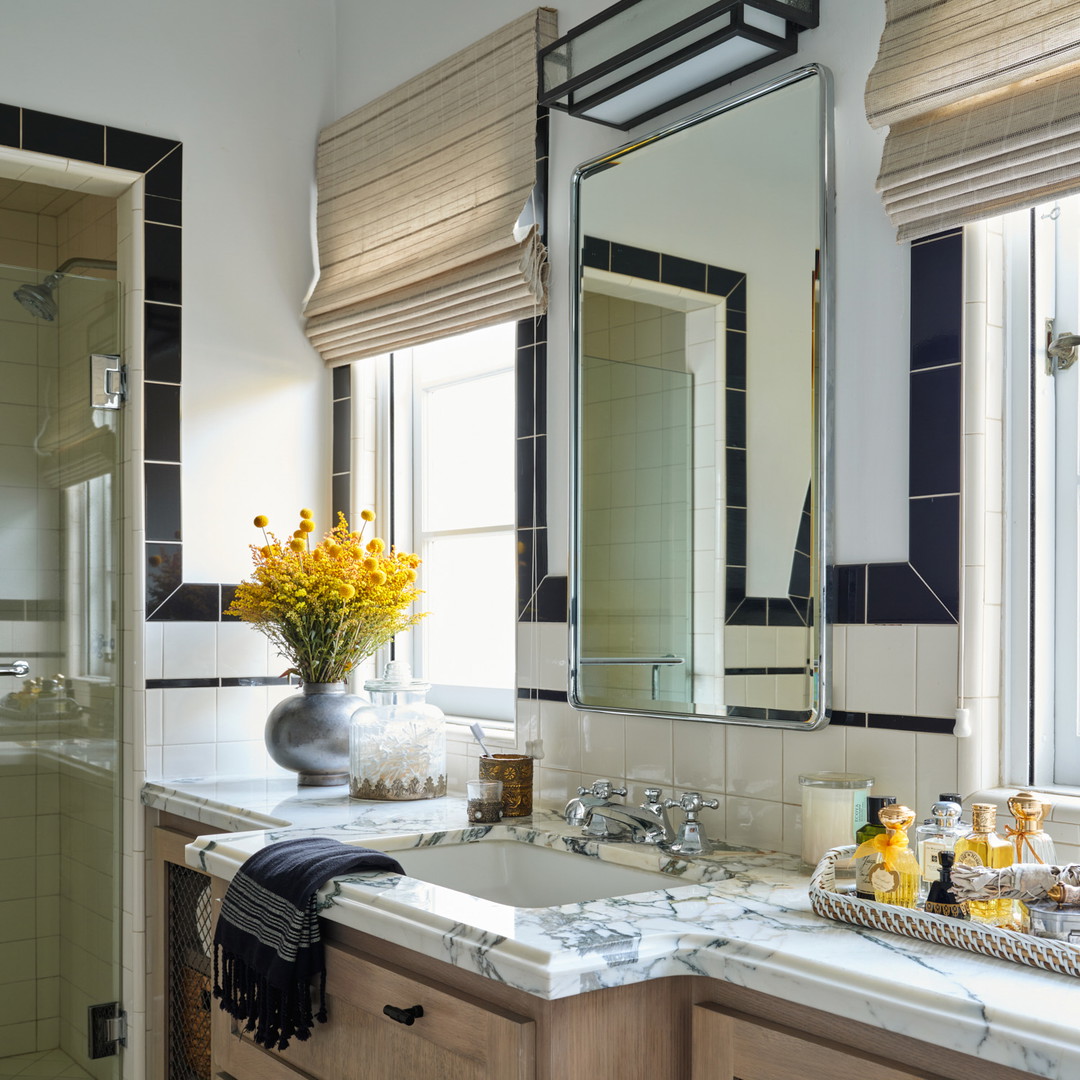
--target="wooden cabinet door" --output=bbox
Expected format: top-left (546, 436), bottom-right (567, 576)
top-left (212, 937), bottom-right (535, 1080)
top-left (691, 1003), bottom-right (950, 1080)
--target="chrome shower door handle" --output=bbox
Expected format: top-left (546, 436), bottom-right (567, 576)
top-left (0, 660), bottom-right (30, 677)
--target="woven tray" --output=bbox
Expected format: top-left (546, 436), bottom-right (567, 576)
top-left (809, 844), bottom-right (1080, 979)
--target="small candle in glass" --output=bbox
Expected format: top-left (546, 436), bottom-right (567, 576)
top-left (466, 780), bottom-right (503, 823)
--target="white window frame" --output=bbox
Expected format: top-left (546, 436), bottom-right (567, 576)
top-left (375, 328), bottom-right (518, 733)
top-left (1002, 199), bottom-right (1080, 792)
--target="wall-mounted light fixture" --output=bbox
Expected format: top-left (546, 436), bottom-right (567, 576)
top-left (538, 0), bottom-right (819, 130)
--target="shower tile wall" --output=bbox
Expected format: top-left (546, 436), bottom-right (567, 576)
top-left (0, 191), bottom-right (118, 1063)
top-left (579, 293), bottom-right (693, 704)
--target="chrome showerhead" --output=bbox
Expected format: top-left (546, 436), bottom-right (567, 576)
top-left (12, 257), bottom-right (116, 322)
top-left (13, 278), bottom-right (58, 321)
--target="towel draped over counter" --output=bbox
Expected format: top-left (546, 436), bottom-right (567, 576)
top-left (212, 835), bottom-right (404, 1049)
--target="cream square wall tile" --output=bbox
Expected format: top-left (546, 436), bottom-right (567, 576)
top-left (535, 767), bottom-right (582, 811)
top-left (538, 699), bottom-right (581, 772)
top-left (673, 719), bottom-right (725, 793)
top-left (624, 715), bottom-right (673, 784)
top-left (215, 686), bottom-right (268, 742)
top-left (215, 740), bottom-right (271, 777)
top-left (915, 625), bottom-right (958, 717)
top-left (580, 711), bottom-right (625, 781)
top-left (780, 724), bottom-right (846, 803)
top-left (914, 732), bottom-right (960, 815)
top-left (161, 622), bottom-right (218, 679)
top-left (726, 726), bottom-right (782, 801)
top-left (162, 687), bottom-right (217, 745)
top-left (217, 622), bottom-right (270, 678)
top-left (726, 796), bottom-right (783, 851)
top-left (161, 742), bottom-right (216, 779)
top-left (846, 728), bottom-right (917, 806)
top-left (782, 802), bottom-right (801, 858)
top-left (844, 625), bottom-right (917, 715)
top-left (516, 622), bottom-right (569, 693)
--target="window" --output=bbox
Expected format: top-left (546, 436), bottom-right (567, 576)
top-left (1004, 195), bottom-right (1080, 788)
top-left (383, 322), bottom-right (518, 726)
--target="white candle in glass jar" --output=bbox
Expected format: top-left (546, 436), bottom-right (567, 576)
top-left (799, 772), bottom-right (873, 871)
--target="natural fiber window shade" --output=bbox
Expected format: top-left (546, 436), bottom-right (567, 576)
top-left (865, 0), bottom-right (1080, 242)
top-left (305, 9), bottom-right (557, 365)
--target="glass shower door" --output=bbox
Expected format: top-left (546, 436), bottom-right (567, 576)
top-left (0, 262), bottom-right (123, 1079)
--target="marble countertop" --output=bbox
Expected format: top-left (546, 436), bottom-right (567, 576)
top-left (143, 777), bottom-right (1080, 1079)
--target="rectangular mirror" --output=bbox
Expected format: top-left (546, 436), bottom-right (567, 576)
top-left (569, 64), bottom-right (833, 728)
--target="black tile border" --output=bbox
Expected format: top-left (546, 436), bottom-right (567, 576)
top-left (146, 676), bottom-right (296, 690)
top-left (828, 229), bottom-right (962, 629)
top-left (0, 102), bottom-right (186, 624)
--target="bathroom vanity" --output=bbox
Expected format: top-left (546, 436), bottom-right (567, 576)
top-left (144, 780), bottom-right (1080, 1080)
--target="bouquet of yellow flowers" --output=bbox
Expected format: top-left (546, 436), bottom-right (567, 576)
top-left (225, 509), bottom-right (425, 684)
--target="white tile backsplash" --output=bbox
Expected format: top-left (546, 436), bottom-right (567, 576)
top-left (844, 624), bottom-right (917, 715)
top-left (161, 622), bottom-right (218, 679)
top-left (726, 726), bottom-right (783, 801)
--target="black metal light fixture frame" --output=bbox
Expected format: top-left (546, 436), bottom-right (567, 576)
top-left (538, 0), bottom-right (820, 130)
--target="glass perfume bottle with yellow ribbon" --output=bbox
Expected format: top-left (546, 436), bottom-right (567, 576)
top-left (1006, 792), bottom-right (1056, 864)
top-left (853, 804), bottom-right (921, 907)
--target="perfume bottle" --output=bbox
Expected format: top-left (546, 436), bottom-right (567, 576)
top-left (923, 850), bottom-right (968, 920)
top-left (1006, 792), bottom-right (1056, 864)
top-left (954, 803), bottom-right (1014, 926)
top-left (854, 796), bottom-right (896, 900)
top-left (854, 804), bottom-right (921, 908)
top-left (915, 800), bottom-right (963, 902)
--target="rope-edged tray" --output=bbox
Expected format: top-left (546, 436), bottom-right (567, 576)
top-left (809, 844), bottom-right (1080, 978)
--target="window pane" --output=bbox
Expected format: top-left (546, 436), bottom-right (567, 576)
top-left (420, 531), bottom-right (515, 689)
top-left (423, 371), bottom-right (515, 531)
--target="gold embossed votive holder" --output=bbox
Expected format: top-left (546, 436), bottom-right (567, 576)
top-left (478, 754), bottom-right (533, 816)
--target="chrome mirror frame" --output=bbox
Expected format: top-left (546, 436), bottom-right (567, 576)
top-left (567, 64), bottom-right (834, 730)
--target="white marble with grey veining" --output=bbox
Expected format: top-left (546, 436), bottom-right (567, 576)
top-left (142, 777), bottom-right (1080, 1079)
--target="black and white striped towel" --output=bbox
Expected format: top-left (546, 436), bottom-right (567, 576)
top-left (212, 836), bottom-right (404, 1050)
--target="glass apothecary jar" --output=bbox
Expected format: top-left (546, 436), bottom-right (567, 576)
top-left (349, 661), bottom-right (446, 801)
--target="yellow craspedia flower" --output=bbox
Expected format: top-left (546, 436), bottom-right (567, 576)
top-left (327, 544), bottom-right (342, 557)
top-left (362, 557), bottom-right (378, 571)
top-left (360, 509), bottom-right (375, 522)
top-left (337, 582), bottom-right (356, 599)
top-left (260, 545), bottom-right (272, 557)
top-left (367, 538), bottom-right (385, 554)
top-left (253, 515), bottom-right (269, 528)
top-left (370, 570), bottom-right (387, 586)
top-left (289, 538), bottom-right (305, 552)
top-left (406, 569), bottom-right (417, 582)
top-left (294, 530), bottom-right (305, 539)
top-left (299, 519), bottom-right (316, 533)
top-left (299, 508), bottom-right (313, 520)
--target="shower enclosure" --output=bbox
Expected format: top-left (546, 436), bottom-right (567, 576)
top-left (0, 260), bottom-right (123, 1080)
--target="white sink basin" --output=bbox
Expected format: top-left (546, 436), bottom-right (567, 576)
top-left (383, 839), bottom-right (677, 907)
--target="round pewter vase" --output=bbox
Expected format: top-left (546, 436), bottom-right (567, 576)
top-left (265, 681), bottom-right (365, 786)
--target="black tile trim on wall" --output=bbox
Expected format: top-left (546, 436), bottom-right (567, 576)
top-left (0, 102), bottom-right (190, 623)
top-left (828, 229), bottom-right (962, 628)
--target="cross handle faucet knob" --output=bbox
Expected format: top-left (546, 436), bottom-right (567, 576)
top-left (664, 791), bottom-right (719, 815)
top-left (577, 779), bottom-right (627, 799)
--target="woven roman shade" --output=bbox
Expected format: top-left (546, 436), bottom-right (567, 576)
top-left (865, 0), bottom-right (1080, 242)
top-left (304, 9), bottom-right (557, 365)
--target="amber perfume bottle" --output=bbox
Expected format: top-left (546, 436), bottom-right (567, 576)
top-left (854, 804), bottom-right (921, 908)
top-left (954, 803), bottom-right (1014, 926)
top-left (1006, 792), bottom-right (1056, 865)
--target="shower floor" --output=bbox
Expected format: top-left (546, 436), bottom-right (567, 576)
top-left (0, 1049), bottom-right (92, 1078)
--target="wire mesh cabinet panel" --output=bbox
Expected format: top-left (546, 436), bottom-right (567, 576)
top-left (153, 825), bottom-right (217, 1080)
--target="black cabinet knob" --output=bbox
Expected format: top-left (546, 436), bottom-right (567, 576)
top-left (383, 1003), bottom-right (424, 1025)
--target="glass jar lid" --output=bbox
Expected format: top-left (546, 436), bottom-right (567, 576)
top-left (798, 772), bottom-right (874, 789)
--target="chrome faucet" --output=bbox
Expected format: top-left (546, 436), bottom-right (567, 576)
top-left (564, 781), bottom-right (676, 846)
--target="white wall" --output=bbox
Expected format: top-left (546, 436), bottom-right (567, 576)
top-left (0, 0), bottom-right (338, 584)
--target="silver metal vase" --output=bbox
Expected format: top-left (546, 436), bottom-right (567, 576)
top-left (264, 681), bottom-right (366, 786)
